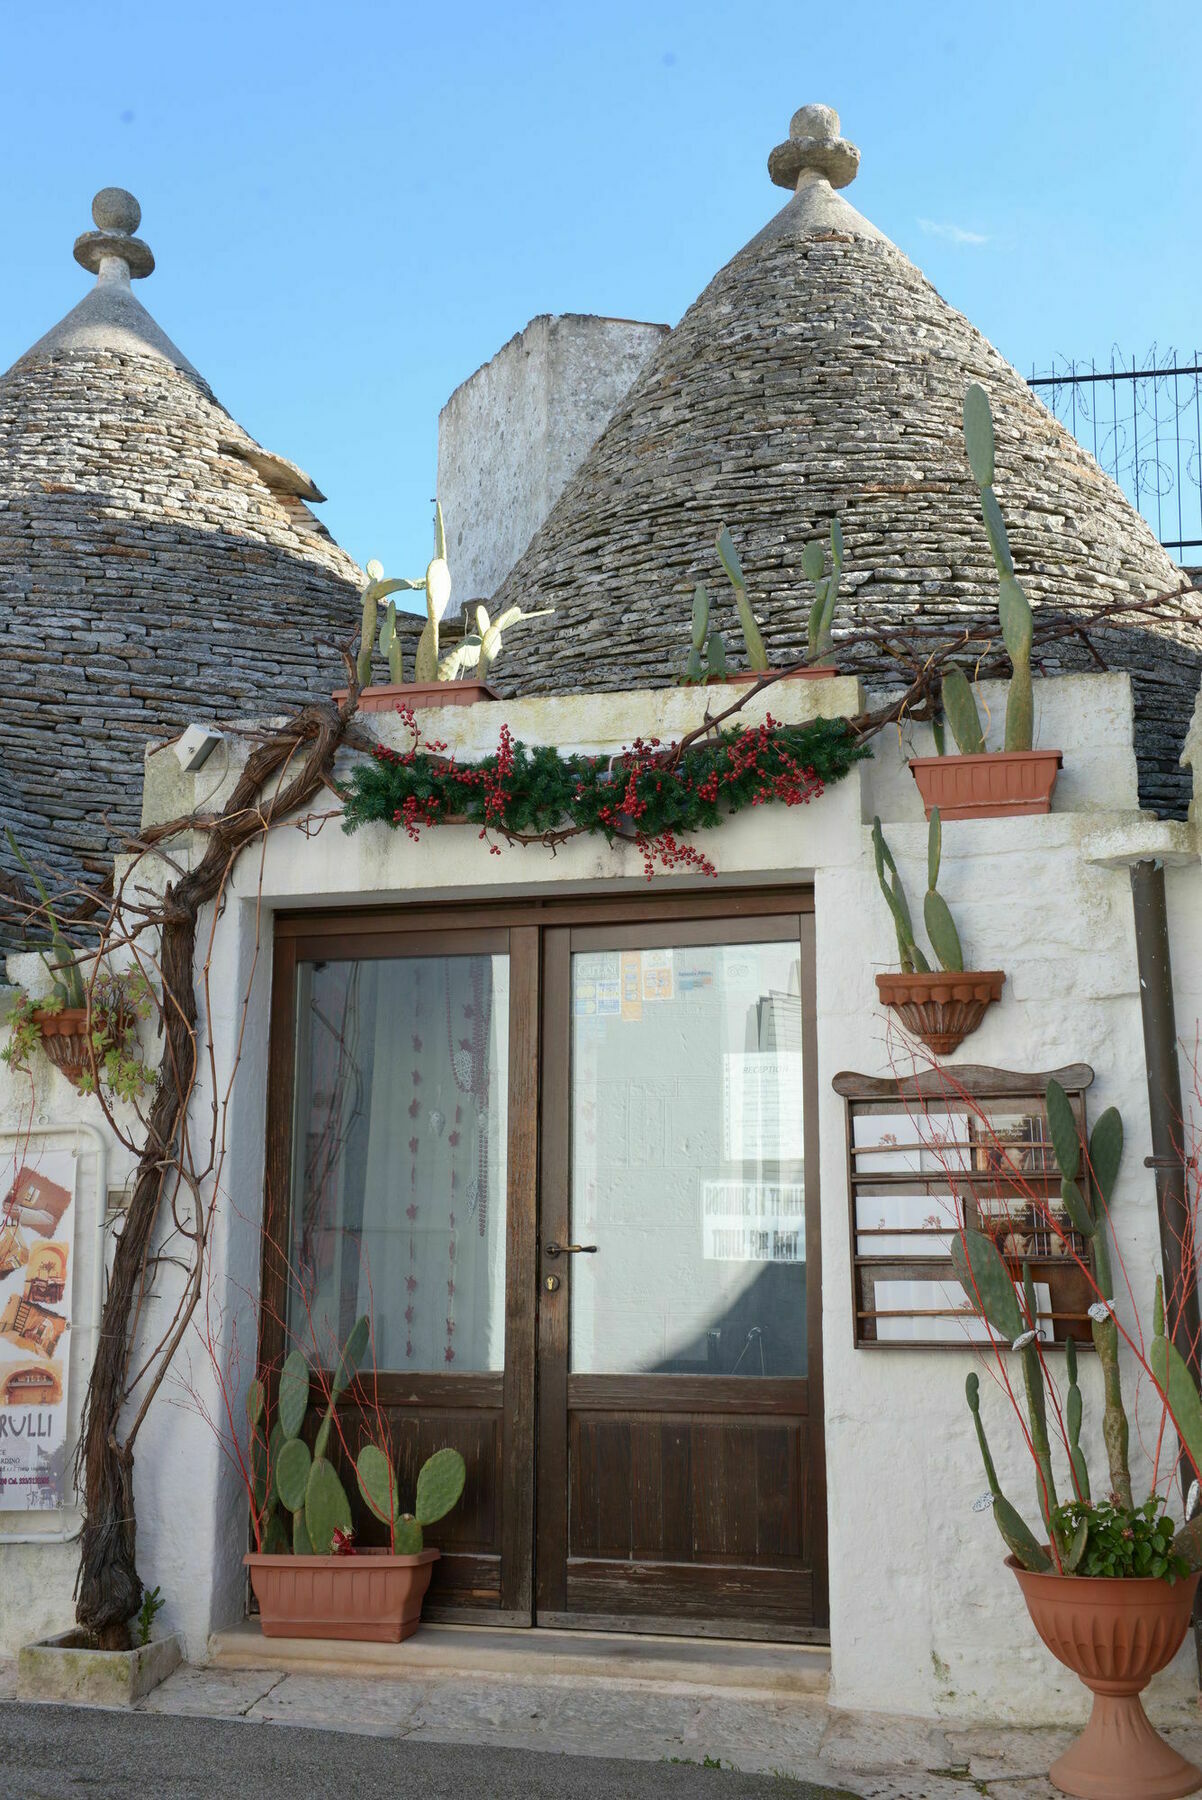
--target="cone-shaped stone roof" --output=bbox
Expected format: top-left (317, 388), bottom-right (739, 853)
top-left (493, 106), bottom-right (1202, 815)
top-left (0, 189), bottom-right (363, 927)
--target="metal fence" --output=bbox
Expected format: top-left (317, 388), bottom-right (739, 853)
top-left (1027, 351), bottom-right (1202, 561)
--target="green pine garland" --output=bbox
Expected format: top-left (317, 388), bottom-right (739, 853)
top-left (342, 712), bottom-right (867, 874)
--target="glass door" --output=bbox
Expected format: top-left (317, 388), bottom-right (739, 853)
top-left (536, 913), bottom-right (825, 1639)
top-left (263, 922), bottom-right (539, 1624)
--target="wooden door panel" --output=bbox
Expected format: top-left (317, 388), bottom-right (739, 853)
top-left (568, 1410), bottom-right (810, 1566)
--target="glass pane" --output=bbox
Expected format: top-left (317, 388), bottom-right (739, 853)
top-left (569, 940), bottom-right (806, 1377)
top-left (287, 953), bottom-right (509, 1373)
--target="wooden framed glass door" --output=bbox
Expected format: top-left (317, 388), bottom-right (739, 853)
top-left (262, 920), bottom-right (539, 1624)
top-left (263, 896), bottom-right (825, 1640)
top-left (536, 911), bottom-right (825, 1639)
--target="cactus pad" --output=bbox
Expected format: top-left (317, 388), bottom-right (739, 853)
top-left (276, 1435), bottom-right (312, 1513)
top-left (333, 1315), bottom-right (370, 1398)
top-left (356, 1442), bottom-right (400, 1526)
top-left (305, 1456), bottom-right (353, 1555)
top-left (1088, 1108), bottom-right (1124, 1205)
top-left (277, 1350), bottom-right (310, 1440)
top-left (951, 1228), bottom-right (1023, 1342)
top-left (415, 1447), bottom-right (467, 1526)
top-left (395, 1514), bottom-right (424, 1556)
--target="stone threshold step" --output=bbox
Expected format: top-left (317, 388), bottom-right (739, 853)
top-left (209, 1620), bottom-right (830, 1697)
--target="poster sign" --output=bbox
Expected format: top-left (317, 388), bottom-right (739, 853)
top-left (723, 1052), bottom-right (804, 1160)
top-left (702, 1180), bottom-right (805, 1262)
top-left (0, 1152), bottom-right (76, 1511)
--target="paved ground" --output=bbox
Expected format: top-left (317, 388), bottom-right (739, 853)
top-left (3, 1656), bottom-right (1202, 1798)
top-left (0, 1703), bottom-right (850, 1799)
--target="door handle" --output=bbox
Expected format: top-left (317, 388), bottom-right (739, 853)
top-left (545, 1241), bottom-right (597, 1257)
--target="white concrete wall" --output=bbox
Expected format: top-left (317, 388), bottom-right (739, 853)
top-left (436, 314), bottom-right (667, 613)
top-left (4, 666), bottom-right (1202, 1729)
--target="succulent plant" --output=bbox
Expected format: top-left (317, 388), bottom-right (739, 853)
top-left (678, 585), bottom-right (730, 686)
top-left (801, 518), bottom-right (844, 661)
top-left (356, 559), bottom-right (422, 689)
top-left (355, 1442), bottom-right (466, 1553)
top-left (715, 526), bottom-right (769, 672)
top-left (871, 810), bottom-right (964, 975)
top-left (958, 383), bottom-right (1035, 754)
top-left (438, 601), bottom-right (554, 684)
top-left (415, 504), bottom-right (452, 682)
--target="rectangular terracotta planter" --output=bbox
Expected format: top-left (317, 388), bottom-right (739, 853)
top-left (332, 681), bottom-right (499, 714)
top-left (244, 1548), bottom-right (439, 1643)
top-left (909, 749), bottom-right (1063, 820)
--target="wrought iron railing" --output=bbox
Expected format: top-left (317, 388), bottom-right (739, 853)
top-left (1027, 351), bottom-right (1202, 560)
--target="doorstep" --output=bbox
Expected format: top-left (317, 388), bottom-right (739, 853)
top-left (208, 1619), bottom-right (829, 1698)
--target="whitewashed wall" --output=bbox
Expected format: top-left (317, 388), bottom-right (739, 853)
top-left (2, 667), bottom-right (1201, 1727)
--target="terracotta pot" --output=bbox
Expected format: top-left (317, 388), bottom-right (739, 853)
top-left (332, 681), bottom-right (499, 715)
top-left (32, 1008), bottom-right (93, 1090)
top-left (244, 1548), bottom-right (440, 1643)
top-left (875, 970), bottom-right (1004, 1056)
top-left (909, 749), bottom-right (1063, 820)
top-left (1009, 1557), bottom-right (1201, 1799)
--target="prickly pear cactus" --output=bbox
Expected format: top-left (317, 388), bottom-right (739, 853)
top-left (304, 1456), bottom-right (353, 1555)
top-left (277, 1349), bottom-right (310, 1441)
top-left (940, 665), bottom-right (985, 757)
top-left (715, 525), bottom-right (769, 672)
top-left (356, 1442), bottom-right (401, 1527)
top-left (275, 1435), bottom-right (312, 1513)
top-left (415, 1447), bottom-right (467, 1527)
top-left (962, 383), bottom-right (1034, 753)
top-left (395, 1514), bottom-right (424, 1556)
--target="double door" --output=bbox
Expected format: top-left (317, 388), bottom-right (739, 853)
top-left (263, 895), bottom-right (825, 1639)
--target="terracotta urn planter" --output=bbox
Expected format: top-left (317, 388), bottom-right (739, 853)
top-left (875, 970), bottom-right (1005, 1056)
top-left (333, 680), bottom-right (499, 715)
top-left (31, 1008), bottom-right (93, 1090)
top-left (1009, 1558), bottom-right (1201, 1799)
top-left (244, 1547), bottom-right (440, 1643)
top-left (909, 749), bottom-right (1063, 821)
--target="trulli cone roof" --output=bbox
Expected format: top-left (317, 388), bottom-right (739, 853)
top-left (0, 189), bottom-right (364, 926)
top-left (492, 106), bottom-right (1201, 815)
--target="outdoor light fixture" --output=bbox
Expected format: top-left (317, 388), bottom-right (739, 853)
top-left (173, 724), bottom-right (224, 773)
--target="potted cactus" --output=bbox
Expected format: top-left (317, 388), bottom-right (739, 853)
top-left (954, 1084), bottom-right (1202, 1799)
top-left (337, 503), bottom-right (552, 714)
top-left (678, 523), bottom-right (842, 687)
top-left (909, 384), bottom-right (1063, 820)
top-left (242, 1315), bottom-right (466, 1642)
top-left (872, 809), bottom-right (1004, 1055)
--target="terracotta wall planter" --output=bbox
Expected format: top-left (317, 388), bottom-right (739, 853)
top-left (875, 971), bottom-right (1004, 1056)
top-left (1010, 1558), bottom-right (1201, 1799)
top-left (32, 1008), bottom-right (93, 1090)
top-left (332, 681), bottom-right (499, 715)
top-left (244, 1548), bottom-right (439, 1643)
top-left (909, 750), bottom-right (1063, 820)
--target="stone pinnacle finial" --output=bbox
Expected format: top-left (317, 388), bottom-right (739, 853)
top-left (73, 188), bottom-right (154, 283)
top-left (768, 104), bottom-right (860, 192)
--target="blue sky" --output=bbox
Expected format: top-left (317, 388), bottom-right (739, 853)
top-left (3, 1), bottom-right (1200, 596)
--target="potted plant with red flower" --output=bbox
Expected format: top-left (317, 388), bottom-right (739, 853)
top-left (955, 1080), bottom-right (1202, 1799)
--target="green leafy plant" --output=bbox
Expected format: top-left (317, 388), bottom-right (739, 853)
top-left (2, 966), bottom-right (154, 1100)
top-left (135, 1584), bottom-right (165, 1646)
top-left (1050, 1497), bottom-right (1189, 1585)
top-left (871, 809), bottom-right (965, 974)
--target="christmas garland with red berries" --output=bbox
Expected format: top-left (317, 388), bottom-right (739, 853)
top-left (341, 710), bottom-right (869, 878)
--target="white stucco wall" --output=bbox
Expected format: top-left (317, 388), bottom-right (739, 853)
top-left (4, 666), bottom-right (1202, 1727)
top-left (436, 313), bottom-right (668, 613)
